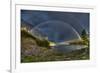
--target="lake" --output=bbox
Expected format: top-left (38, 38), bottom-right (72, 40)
top-left (52, 45), bottom-right (87, 54)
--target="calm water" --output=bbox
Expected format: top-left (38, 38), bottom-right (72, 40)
top-left (52, 45), bottom-right (86, 54)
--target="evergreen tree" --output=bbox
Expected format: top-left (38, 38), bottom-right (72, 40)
top-left (81, 29), bottom-right (89, 45)
top-left (81, 29), bottom-right (87, 39)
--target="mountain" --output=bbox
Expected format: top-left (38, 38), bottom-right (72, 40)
top-left (21, 28), bottom-right (89, 62)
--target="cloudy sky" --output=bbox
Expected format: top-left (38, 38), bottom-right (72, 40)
top-left (21, 10), bottom-right (89, 42)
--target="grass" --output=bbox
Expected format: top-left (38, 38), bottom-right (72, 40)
top-left (21, 27), bottom-right (89, 63)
